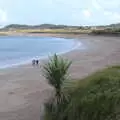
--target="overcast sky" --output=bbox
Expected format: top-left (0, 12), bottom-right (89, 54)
top-left (0, 0), bottom-right (120, 26)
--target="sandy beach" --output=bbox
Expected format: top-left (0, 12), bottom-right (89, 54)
top-left (0, 34), bottom-right (120, 120)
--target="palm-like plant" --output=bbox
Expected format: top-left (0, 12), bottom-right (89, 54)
top-left (43, 54), bottom-right (72, 105)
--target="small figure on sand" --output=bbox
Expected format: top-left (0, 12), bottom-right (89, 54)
top-left (32, 59), bottom-right (36, 66)
top-left (36, 60), bottom-right (39, 65)
top-left (32, 59), bottom-right (39, 66)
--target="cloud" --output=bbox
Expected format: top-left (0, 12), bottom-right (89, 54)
top-left (92, 0), bottom-right (102, 10)
top-left (82, 9), bottom-right (92, 18)
top-left (104, 11), bottom-right (120, 21)
top-left (91, 0), bottom-right (120, 24)
top-left (96, 0), bottom-right (120, 9)
top-left (0, 0), bottom-right (119, 25)
top-left (113, 13), bottom-right (120, 21)
top-left (0, 9), bottom-right (7, 23)
top-left (92, 0), bottom-right (120, 10)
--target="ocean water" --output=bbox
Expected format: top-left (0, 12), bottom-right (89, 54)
top-left (0, 36), bottom-right (82, 68)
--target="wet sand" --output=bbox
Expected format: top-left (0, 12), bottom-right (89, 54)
top-left (0, 34), bottom-right (120, 120)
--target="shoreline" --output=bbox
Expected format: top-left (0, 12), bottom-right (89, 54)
top-left (0, 34), bottom-right (120, 120)
top-left (0, 36), bottom-right (83, 69)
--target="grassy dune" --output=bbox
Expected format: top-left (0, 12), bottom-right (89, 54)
top-left (44, 65), bottom-right (120, 120)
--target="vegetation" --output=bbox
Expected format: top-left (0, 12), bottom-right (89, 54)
top-left (4, 24), bottom-right (79, 29)
top-left (43, 54), bottom-right (72, 104)
top-left (64, 66), bottom-right (120, 120)
top-left (91, 29), bottom-right (120, 35)
top-left (0, 23), bottom-right (120, 35)
top-left (109, 23), bottom-right (120, 28)
top-left (43, 55), bottom-right (120, 120)
top-left (43, 54), bottom-right (72, 120)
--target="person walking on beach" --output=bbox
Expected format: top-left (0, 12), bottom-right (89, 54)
top-left (32, 59), bottom-right (36, 66)
top-left (32, 59), bottom-right (39, 67)
top-left (36, 60), bottom-right (39, 66)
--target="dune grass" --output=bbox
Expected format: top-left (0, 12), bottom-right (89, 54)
top-left (43, 55), bottom-right (120, 120)
top-left (64, 66), bottom-right (120, 120)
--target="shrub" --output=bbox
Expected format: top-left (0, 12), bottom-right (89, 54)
top-left (43, 59), bottom-right (120, 120)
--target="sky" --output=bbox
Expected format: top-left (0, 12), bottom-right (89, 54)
top-left (0, 0), bottom-right (120, 26)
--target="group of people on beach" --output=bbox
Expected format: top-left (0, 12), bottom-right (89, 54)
top-left (32, 59), bottom-right (39, 66)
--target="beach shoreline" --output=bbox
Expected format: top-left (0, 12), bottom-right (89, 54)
top-left (0, 34), bottom-right (120, 120)
top-left (0, 35), bottom-right (83, 70)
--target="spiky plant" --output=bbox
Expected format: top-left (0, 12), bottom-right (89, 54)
top-left (43, 54), bottom-right (72, 105)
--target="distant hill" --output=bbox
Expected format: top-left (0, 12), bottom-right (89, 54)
top-left (3, 24), bottom-right (88, 30)
top-left (2, 23), bottom-right (120, 30)
top-left (5, 24), bottom-right (30, 29)
top-left (4, 24), bottom-right (72, 30)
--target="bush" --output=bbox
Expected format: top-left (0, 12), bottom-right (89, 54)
top-left (44, 64), bottom-right (120, 120)
top-left (91, 29), bottom-right (120, 35)
top-left (43, 54), bottom-right (72, 120)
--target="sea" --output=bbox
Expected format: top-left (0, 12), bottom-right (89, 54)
top-left (0, 36), bottom-right (82, 68)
